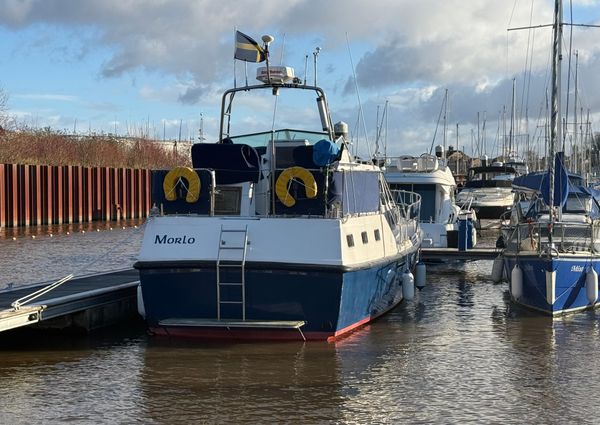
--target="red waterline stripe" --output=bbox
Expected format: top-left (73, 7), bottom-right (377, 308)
top-left (328, 316), bottom-right (372, 342)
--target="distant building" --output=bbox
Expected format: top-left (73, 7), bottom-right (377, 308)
top-left (445, 145), bottom-right (473, 188)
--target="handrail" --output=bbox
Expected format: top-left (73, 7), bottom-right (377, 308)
top-left (11, 274), bottom-right (74, 311)
top-left (390, 189), bottom-right (422, 221)
top-left (504, 219), bottom-right (599, 254)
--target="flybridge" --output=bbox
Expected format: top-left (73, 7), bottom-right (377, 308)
top-left (256, 66), bottom-right (296, 84)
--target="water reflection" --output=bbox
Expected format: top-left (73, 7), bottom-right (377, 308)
top-left (0, 220), bottom-right (144, 289)
top-left (140, 340), bottom-right (345, 423)
top-left (0, 327), bottom-right (147, 424)
top-left (2, 231), bottom-right (600, 423)
top-left (490, 294), bottom-right (600, 423)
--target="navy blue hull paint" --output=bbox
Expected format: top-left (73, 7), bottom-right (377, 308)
top-left (138, 254), bottom-right (416, 339)
top-left (504, 255), bottom-right (599, 314)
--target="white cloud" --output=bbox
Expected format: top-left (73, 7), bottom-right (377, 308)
top-left (1, 0), bottom-right (599, 155)
top-left (14, 93), bottom-right (78, 102)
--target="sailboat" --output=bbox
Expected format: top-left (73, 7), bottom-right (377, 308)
top-left (134, 34), bottom-right (423, 340)
top-left (498, 1), bottom-right (600, 314)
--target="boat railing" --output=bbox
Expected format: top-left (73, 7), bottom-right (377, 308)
top-left (387, 190), bottom-right (421, 244)
top-left (390, 190), bottom-right (422, 222)
top-left (385, 154), bottom-right (439, 173)
top-left (504, 219), bottom-right (600, 254)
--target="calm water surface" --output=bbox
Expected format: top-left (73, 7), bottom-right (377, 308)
top-left (1, 225), bottom-right (600, 424)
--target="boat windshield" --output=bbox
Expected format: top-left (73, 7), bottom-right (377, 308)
top-left (228, 129), bottom-right (329, 148)
top-left (493, 173), bottom-right (516, 181)
top-left (471, 171), bottom-right (515, 181)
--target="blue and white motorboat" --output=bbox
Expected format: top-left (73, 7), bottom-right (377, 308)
top-left (455, 162), bottom-right (520, 220)
top-left (134, 37), bottom-right (423, 340)
top-left (497, 0), bottom-right (600, 314)
top-left (383, 153), bottom-right (477, 248)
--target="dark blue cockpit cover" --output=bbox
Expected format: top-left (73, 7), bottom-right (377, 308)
top-left (191, 143), bottom-right (260, 184)
top-left (512, 152), bottom-right (569, 207)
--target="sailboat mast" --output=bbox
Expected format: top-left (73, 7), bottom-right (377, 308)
top-left (574, 51), bottom-right (579, 173)
top-left (510, 78), bottom-right (516, 158)
top-left (549, 0), bottom-right (563, 223)
top-left (443, 89), bottom-right (448, 159)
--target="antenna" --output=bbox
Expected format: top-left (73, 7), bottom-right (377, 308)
top-left (198, 112), bottom-right (206, 143)
top-left (262, 34), bottom-right (274, 46)
top-left (313, 47), bottom-right (321, 86)
top-left (262, 35), bottom-right (275, 83)
top-left (346, 34), bottom-right (371, 157)
top-left (303, 54), bottom-right (309, 86)
top-left (279, 33), bottom-right (286, 65)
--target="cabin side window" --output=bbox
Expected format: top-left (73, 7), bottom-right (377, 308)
top-left (374, 229), bottom-right (381, 241)
top-left (346, 234), bottom-right (355, 247)
top-left (361, 231), bottom-right (368, 244)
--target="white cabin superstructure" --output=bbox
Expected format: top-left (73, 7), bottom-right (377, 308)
top-left (383, 154), bottom-right (475, 248)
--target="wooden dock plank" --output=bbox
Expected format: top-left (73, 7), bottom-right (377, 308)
top-left (420, 247), bottom-right (500, 260)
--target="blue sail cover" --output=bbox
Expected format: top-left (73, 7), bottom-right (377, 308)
top-left (512, 152), bottom-right (569, 207)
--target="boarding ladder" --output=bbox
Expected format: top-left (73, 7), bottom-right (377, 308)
top-left (216, 225), bottom-right (249, 320)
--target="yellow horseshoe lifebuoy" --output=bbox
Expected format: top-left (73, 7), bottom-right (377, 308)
top-left (163, 167), bottom-right (201, 203)
top-left (275, 166), bottom-right (317, 207)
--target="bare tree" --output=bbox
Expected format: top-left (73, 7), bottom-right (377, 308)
top-left (0, 85), bottom-right (8, 130)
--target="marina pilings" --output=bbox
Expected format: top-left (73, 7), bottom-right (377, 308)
top-left (0, 164), bottom-right (152, 228)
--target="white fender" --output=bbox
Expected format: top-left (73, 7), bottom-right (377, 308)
top-left (402, 271), bottom-right (415, 301)
top-left (511, 264), bottom-right (523, 301)
top-left (586, 268), bottom-right (598, 305)
top-left (546, 270), bottom-right (556, 306)
top-left (137, 284), bottom-right (146, 319)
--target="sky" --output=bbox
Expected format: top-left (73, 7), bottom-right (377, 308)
top-left (1, 0), bottom-right (599, 158)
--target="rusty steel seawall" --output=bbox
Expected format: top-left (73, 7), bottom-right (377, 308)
top-left (0, 164), bottom-right (152, 227)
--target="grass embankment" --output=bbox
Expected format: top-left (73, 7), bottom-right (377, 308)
top-left (0, 128), bottom-right (191, 169)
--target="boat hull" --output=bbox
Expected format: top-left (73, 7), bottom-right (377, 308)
top-left (137, 253), bottom-right (417, 341)
top-left (503, 254), bottom-right (600, 314)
